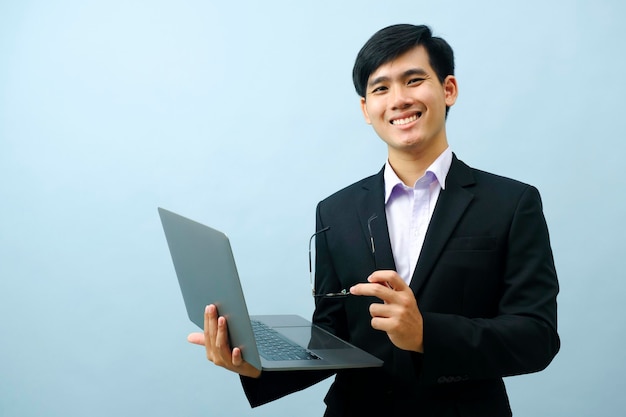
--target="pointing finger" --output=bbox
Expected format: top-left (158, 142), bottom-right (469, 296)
top-left (368, 270), bottom-right (408, 291)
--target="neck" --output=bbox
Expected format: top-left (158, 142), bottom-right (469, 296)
top-left (388, 142), bottom-right (448, 186)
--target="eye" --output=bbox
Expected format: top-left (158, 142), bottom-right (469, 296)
top-left (408, 78), bottom-right (425, 86)
top-left (371, 85), bottom-right (388, 94)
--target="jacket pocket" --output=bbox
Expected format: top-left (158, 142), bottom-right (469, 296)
top-left (445, 236), bottom-right (497, 252)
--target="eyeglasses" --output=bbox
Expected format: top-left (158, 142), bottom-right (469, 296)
top-left (309, 214), bottom-right (378, 299)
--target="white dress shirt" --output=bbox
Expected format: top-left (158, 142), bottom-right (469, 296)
top-left (383, 147), bottom-right (452, 284)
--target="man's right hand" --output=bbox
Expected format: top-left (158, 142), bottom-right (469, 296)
top-left (187, 304), bottom-right (262, 379)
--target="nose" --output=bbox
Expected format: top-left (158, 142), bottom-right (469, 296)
top-left (389, 86), bottom-right (414, 110)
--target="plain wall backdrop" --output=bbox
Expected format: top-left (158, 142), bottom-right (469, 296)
top-left (1, 1), bottom-right (625, 416)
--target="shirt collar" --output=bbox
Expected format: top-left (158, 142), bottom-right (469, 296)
top-left (384, 147), bottom-right (453, 203)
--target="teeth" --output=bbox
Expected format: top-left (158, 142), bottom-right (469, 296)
top-left (391, 113), bottom-right (419, 125)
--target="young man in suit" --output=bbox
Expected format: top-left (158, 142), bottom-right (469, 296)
top-left (189, 24), bottom-right (560, 416)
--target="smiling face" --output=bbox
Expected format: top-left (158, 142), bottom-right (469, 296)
top-left (360, 45), bottom-right (458, 163)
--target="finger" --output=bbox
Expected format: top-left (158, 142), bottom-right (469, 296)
top-left (370, 316), bottom-right (390, 332)
top-left (187, 332), bottom-right (206, 345)
top-left (369, 301), bottom-right (393, 318)
top-left (232, 347), bottom-right (243, 367)
top-left (215, 316), bottom-right (233, 361)
top-left (351, 281), bottom-right (395, 299)
top-left (349, 281), bottom-right (390, 298)
top-left (368, 270), bottom-right (407, 290)
top-left (204, 305), bottom-right (219, 361)
top-left (206, 304), bottom-right (221, 345)
top-left (232, 348), bottom-right (262, 378)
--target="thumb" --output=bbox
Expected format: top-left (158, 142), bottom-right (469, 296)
top-left (187, 332), bottom-right (206, 346)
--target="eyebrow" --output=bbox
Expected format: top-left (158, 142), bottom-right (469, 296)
top-left (368, 68), bottom-right (429, 88)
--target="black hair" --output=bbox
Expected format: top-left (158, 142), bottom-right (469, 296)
top-left (352, 24), bottom-right (455, 98)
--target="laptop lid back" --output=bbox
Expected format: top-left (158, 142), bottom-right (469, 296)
top-left (158, 207), bottom-right (262, 370)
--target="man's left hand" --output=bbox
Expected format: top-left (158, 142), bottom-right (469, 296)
top-left (350, 270), bottom-right (424, 353)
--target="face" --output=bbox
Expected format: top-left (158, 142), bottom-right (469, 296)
top-left (360, 45), bottom-right (458, 161)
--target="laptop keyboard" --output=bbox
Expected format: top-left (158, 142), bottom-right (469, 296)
top-left (251, 320), bottom-right (321, 361)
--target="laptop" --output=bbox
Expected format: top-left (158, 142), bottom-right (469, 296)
top-left (158, 207), bottom-right (383, 372)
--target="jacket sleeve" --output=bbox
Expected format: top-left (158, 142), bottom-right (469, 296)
top-left (240, 369), bottom-right (333, 408)
top-left (418, 185), bottom-right (560, 384)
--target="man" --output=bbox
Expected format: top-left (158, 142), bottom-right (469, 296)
top-left (188, 24), bottom-right (560, 416)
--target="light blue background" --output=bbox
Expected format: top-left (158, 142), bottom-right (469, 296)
top-left (1, 1), bottom-right (625, 416)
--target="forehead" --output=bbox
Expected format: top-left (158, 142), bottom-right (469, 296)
top-left (368, 45), bottom-right (434, 82)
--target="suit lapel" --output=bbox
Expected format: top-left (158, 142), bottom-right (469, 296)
top-left (409, 156), bottom-right (476, 295)
top-left (353, 157), bottom-right (476, 292)
top-left (356, 169), bottom-right (396, 271)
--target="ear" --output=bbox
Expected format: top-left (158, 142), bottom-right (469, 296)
top-left (443, 75), bottom-right (458, 107)
top-left (360, 97), bottom-right (372, 124)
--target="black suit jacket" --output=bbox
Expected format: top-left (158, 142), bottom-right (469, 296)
top-left (243, 155), bottom-right (559, 417)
